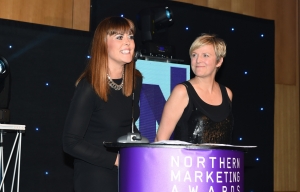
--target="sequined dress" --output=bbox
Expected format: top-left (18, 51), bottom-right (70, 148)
top-left (174, 81), bottom-right (233, 144)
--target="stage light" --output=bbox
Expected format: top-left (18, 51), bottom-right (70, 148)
top-left (0, 56), bottom-right (11, 123)
top-left (137, 6), bottom-right (173, 42)
top-left (0, 56), bottom-right (9, 78)
top-left (152, 6), bottom-right (173, 32)
top-left (137, 6), bottom-right (174, 58)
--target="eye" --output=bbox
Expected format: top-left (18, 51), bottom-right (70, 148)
top-left (129, 35), bottom-right (134, 40)
top-left (116, 35), bottom-right (123, 40)
top-left (191, 53), bottom-right (197, 58)
top-left (203, 53), bottom-right (209, 57)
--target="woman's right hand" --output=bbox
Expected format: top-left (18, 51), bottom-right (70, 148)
top-left (114, 154), bottom-right (119, 167)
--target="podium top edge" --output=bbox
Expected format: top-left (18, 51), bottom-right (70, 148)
top-left (103, 142), bottom-right (256, 151)
top-left (0, 124), bottom-right (26, 130)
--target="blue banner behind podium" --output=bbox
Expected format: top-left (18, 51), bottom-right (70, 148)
top-left (136, 60), bottom-right (190, 142)
top-left (119, 146), bottom-right (244, 192)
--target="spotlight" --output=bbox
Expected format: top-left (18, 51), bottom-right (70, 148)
top-left (0, 56), bottom-right (9, 78)
top-left (152, 6), bottom-right (173, 32)
top-left (0, 56), bottom-right (10, 123)
top-left (137, 6), bottom-right (173, 42)
top-left (137, 6), bottom-right (174, 58)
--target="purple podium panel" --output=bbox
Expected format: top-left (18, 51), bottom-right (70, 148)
top-left (119, 146), bottom-right (244, 192)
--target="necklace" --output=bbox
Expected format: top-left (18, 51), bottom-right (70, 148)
top-left (107, 71), bottom-right (124, 90)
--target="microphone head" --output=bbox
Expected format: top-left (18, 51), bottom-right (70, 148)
top-left (134, 50), bottom-right (141, 61)
top-left (117, 132), bottom-right (149, 143)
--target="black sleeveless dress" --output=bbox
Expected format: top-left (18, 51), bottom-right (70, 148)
top-left (174, 81), bottom-right (234, 144)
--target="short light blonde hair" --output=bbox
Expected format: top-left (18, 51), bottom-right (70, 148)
top-left (189, 34), bottom-right (226, 62)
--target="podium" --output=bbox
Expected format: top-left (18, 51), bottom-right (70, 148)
top-left (105, 142), bottom-right (255, 192)
top-left (0, 124), bottom-right (25, 192)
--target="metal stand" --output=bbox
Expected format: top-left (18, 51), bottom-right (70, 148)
top-left (0, 124), bottom-right (25, 192)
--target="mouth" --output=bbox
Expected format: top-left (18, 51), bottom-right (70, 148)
top-left (120, 50), bottom-right (130, 54)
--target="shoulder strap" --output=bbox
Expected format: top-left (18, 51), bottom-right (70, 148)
top-left (219, 84), bottom-right (232, 108)
top-left (181, 81), bottom-right (198, 110)
top-left (181, 81), bottom-right (192, 97)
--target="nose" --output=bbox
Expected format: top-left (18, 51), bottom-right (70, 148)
top-left (124, 37), bottom-right (130, 45)
top-left (195, 55), bottom-right (200, 63)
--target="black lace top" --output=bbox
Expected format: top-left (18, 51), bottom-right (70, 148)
top-left (174, 81), bottom-right (234, 144)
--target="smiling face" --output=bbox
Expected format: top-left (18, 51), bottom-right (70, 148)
top-left (189, 34), bottom-right (226, 79)
top-left (106, 32), bottom-right (135, 67)
top-left (190, 44), bottom-right (223, 78)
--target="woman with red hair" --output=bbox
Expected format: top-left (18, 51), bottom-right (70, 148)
top-left (63, 16), bottom-right (142, 192)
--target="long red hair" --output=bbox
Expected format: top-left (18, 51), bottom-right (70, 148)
top-left (76, 16), bottom-right (142, 101)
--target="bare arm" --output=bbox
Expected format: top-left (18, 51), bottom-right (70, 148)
top-left (155, 84), bottom-right (189, 141)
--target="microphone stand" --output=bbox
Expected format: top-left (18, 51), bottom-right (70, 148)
top-left (117, 51), bottom-right (149, 143)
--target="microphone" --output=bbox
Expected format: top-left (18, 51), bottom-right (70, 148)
top-left (134, 50), bottom-right (142, 61)
top-left (117, 50), bottom-right (149, 143)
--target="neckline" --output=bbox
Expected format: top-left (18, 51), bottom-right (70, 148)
top-left (187, 81), bottom-right (224, 107)
top-left (187, 81), bottom-right (223, 107)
